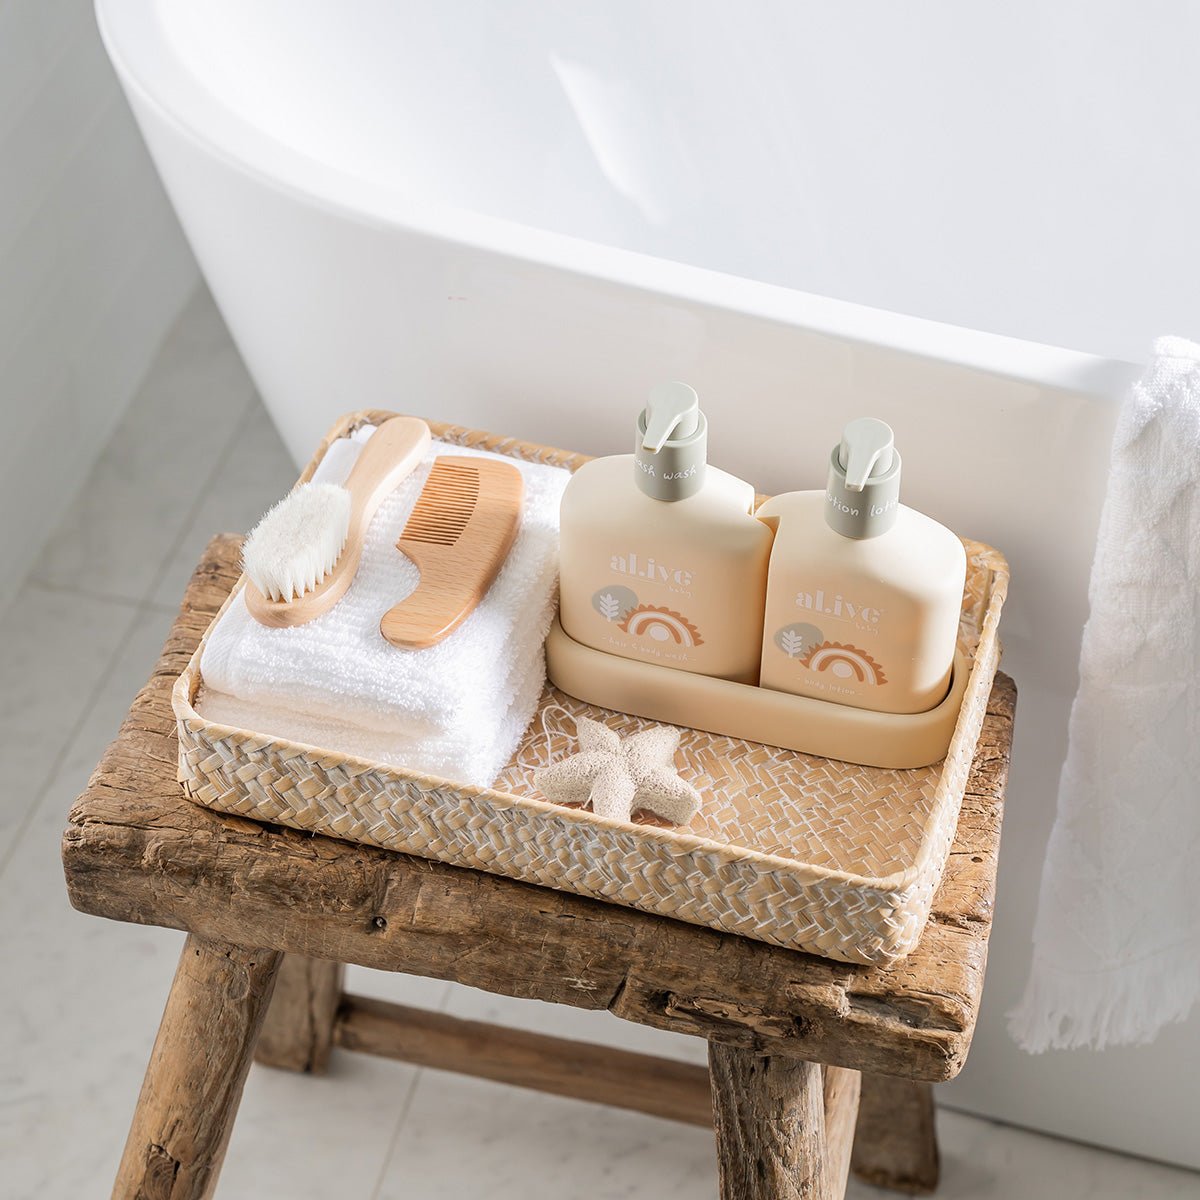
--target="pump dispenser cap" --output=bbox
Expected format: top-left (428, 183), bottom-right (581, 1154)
top-left (825, 416), bottom-right (902, 538)
top-left (634, 381), bottom-right (708, 501)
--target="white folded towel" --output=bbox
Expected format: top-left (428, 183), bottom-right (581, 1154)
top-left (197, 426), bottom-right (570, 787)
top-left (198, 646), bottom-right (545, 784)
top-left (1009, 338), bottom-right (1200, 1052)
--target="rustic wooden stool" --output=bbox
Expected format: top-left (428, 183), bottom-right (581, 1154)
top-left (62, 535), bottom-right (1014, 1200)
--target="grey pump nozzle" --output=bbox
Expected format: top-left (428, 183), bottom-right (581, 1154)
top-left (634, 381), bottom-right (708, 501)
top-left (838, 417), bottom-right (896, 491)
top-left (642, 381), bottom-right (701, 450)
top-left (826, 416), bottom-right (901, 538)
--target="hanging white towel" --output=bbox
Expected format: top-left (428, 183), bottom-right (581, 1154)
top-left (1009, 337), bottom-right (1200, 1052)
top-left (197, 427), bottom-right (570, 788)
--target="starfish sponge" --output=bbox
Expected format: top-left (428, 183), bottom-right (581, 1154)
top-left (534, 717), bottom-right (702, 826)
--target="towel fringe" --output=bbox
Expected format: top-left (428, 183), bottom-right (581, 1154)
top-left (1008, 951), bottom-right (1200, 1053)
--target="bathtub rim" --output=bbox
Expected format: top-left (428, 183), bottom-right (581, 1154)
top-left (96, 0), bottom-right (1141, 401)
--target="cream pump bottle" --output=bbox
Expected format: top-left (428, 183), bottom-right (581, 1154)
top-left (558, 382), bottom-right (774, 683)
top-left (757, 418), bottom-right (966, 714)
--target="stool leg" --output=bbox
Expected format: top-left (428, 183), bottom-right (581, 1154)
top-left (255, 955), bottom-right (344, 1074)
top-left (822, 1066), bottom-right (862, 1199)
top-left (851, 1076), bottom-right (939, 1194)
top-left (709, 1043), bottom-right (858, 1200)
top-left (113, 935), bottom-right (282, 1200)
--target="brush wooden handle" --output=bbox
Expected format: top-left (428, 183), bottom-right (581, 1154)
top-left (382, 458), bottom-right (524, 649)
top-left (245, 416), bottom-right (431, 627)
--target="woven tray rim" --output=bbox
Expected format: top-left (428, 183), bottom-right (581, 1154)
top-left (172, 408), bottom-right (1007, 899)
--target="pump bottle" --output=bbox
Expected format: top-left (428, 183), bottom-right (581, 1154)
top-left (757, 417), bottom-right (966, 714)
top-left (558, 382), bottom-right (775, 684)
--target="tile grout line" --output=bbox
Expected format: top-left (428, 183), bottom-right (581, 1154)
top-left (0, 597), bottom-right (149, 881)
top-left (23, 576), bottom-right (171, 612)
top-left (365, 1069), bottom-right (426, 1200)
top-left (27, 377), bottom-right (260, 615)
top-left (139, 390), bottom-right (263, 608)
top-left (0, 391), bottom-right (258, 882)
top-left (366, 981), bottom-right (454, 1200)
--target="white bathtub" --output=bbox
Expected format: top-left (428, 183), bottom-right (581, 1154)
top-left (97, 0), bottom-right (1200, 1169)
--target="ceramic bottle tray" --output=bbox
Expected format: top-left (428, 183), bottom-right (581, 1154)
top-left (548, 623), bottom-right (970, 769)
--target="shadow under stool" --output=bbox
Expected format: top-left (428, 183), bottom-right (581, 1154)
top-left (62, 534), bottom-right (1016, 1200)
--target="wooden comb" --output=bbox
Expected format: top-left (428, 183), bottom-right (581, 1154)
top-left (381, 456), bottom-right (524, 649)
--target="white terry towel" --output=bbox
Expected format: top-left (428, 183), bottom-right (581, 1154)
top-left (198, 646), bottom-right (546, 785)
top-left (198, 427), bottom-right (570, 788)
top-left (1009, 337), bottom-right (1200, 1052)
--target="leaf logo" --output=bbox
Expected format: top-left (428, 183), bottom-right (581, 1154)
top-left (591, 585), bottom-right (639, 623)
top-left (773, 622), bottom-right (824, 660)
top-left (779, 629), bottom-right (805, 658)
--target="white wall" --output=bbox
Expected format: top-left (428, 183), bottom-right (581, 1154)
top-left (0, 0), bottom-right (197, 612)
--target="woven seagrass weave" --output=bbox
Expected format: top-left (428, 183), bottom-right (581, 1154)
top-left (173, 410), bottom-right (1008, 965)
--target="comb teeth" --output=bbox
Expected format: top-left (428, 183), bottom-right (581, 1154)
top-left (401, 461), bottom-right (480, 545)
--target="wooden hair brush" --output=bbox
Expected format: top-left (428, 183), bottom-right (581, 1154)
top-left (243, 416), bottom-right (431, 627)
top-left (381, 456), bottom-right (524, 649)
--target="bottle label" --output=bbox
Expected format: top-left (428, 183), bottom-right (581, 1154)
top-left (770, 587), bottom-right (890, 699)
top-left (792, 588), bottom-right (883, 631)
top-left (586, 551), bottom-right (704, 665)
top-left (608, 552), bottom-right (695, 590)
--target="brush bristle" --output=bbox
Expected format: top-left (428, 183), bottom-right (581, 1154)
top-left (242, 482), bottom-right (351, 602)
top-left (401, 461), bottom-right (479, 545)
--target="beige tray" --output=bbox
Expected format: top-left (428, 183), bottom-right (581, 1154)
top-left (548, 624), bottom-right (971, 768)
top-left (172, 410), bottom-right (1009, 965)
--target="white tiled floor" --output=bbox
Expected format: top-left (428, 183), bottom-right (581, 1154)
top-left (2, 288), bottom-right (1197, 1198)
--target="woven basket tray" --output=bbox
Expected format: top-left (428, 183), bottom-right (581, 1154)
top-left (173, 410), bottom-right (1008, 965)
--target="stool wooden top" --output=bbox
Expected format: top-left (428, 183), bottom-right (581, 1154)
top-left (63, 535), bottom-right (1014, 1083)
